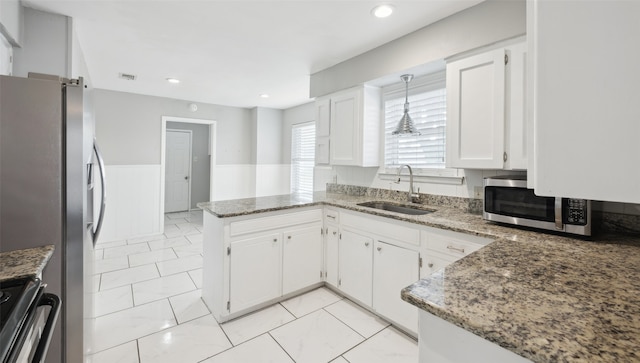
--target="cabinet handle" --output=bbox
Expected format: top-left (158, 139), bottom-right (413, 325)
top-left (428, 262), bottom-right (434, 268)
top-left (377, 246), bottom-right (382, 252)
top-left (332, 231), bottom-right (337, 235)
top-left (326, 215), bottom-right (336, 220)
top-left (273, 238), bottom-right (277, 242)
top-left (447, 245), bottom-right (465, 254)
top-left (365, 242), bottom-right (370, 247)
top-left (287, 235), bottom-right (291, 240)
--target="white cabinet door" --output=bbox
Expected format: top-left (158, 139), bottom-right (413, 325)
top-left (330, 91), bottom-right (360, 165)
top-left (446, 48), bottom-right (506, 169)
top-left (373, 241), bottom-right (419, 333)
top-left (315, 98), bottom-right (331, 138)
top-left (282, 224), bottom-right (323, 295)
top-left (229, 233), bottom-right (282, 313)
top-left (338, 229), bottom-right (373, 306)
top-left (324, 224), bottom-right (340, 288)
top-left (530, 0), bottom-right (640, 203)
top-left (504, 41), bottom-right (528, 170)
top-left (328, 86), bottom-right (380, 167)
top-left (315, 137), bottom-right (330, 165)
top-left (315, 98), bottom-right (331, 165)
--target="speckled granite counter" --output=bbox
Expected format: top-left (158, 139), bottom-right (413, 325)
top-left (199, 191), bottom-right (640, 363)
top-left (0, 245), bottom-right (55, 282)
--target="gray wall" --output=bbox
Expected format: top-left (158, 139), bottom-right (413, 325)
top-left (254, 107), bottom-right (284, 165)
top-left (93, 89), bottom-right (252, 166)
top-left (310, 0), bottom-right (526, 97)
top-left (13, 7), bottom-right (71, 78)
top-left (166, 122), bottom-right (211, 208)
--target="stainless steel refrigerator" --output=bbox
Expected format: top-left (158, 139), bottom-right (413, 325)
top-left (0, 74), bottom-right (106, 363)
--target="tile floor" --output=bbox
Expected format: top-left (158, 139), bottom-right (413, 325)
top-left (90, 210), bottom-right (418, 363)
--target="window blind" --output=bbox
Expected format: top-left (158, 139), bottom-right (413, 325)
top-left (291, 122), bottom-right (315, 198)
top-left (384, 78), bottom-right (447, 169)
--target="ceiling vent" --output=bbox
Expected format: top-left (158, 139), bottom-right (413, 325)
top-left (118, 73), bottom-right (137, 81)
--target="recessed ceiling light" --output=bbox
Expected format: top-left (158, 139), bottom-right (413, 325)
top-left (260, 94), bottom-right (270, 98)
top-left (372, 4), bottom-right (394, 18)
top-left (166, 78), bottom-right (180, 84)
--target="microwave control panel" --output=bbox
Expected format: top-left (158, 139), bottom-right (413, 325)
top-left (565, 199), bottom-right (588, 225)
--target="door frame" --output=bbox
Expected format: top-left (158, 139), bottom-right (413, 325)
top-left (160, 116), bottom-right (217, 228)
top-left (165, 128), bottom-right (193, 213)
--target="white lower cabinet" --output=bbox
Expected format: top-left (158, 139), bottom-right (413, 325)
top-left (336, 211), bottom-right (422, 335)
top-left (324, 224), bottom-right (340, 287)
top-left (203, 205), bottom-right (493, 332)
top-left (373, 240), bottom-right (420, 333)
top-left (283, 224), bottom-right (323, 295)
top-left (229, 233), bottom-right (282, 314)
top-left (338, 228), bottom-right (373, 306)
top-left (202, 208), bottom-right (323, 322)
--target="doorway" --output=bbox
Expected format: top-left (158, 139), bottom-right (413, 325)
top-left (165, 129), bottom-right (192, 213)
top-left (160, 116), bottom-right (216, 228)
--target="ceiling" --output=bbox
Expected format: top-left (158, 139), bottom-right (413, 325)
top-left (23, 0), bottom-right (483, 109)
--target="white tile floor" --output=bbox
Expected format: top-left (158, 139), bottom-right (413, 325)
top-left (90, 210), bottom-right (418, 363)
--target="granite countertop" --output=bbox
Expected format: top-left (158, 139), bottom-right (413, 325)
top-left (0, 245), bottom-right (55, 282)
top-left (198, 191), bottom-right (640, 363)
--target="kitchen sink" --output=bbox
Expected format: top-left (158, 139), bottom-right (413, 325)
top-left (356, 201), bottom-right (435, 215)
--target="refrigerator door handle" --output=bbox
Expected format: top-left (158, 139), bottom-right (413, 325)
top-left (92, 140), bottom-right (106, 245)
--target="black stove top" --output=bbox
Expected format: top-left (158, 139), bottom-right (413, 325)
top-left (0, 277), bottom-right (41, 362)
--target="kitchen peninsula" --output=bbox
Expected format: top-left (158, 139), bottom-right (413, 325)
top-left (198, 187), bottom-right (640, 363)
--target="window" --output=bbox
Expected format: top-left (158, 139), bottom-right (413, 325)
top-left (291, 122), bottom-right (315, 198)
top-left (384, 71), bottom-right (446, 170)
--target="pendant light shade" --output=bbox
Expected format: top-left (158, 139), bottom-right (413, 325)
top-left (392, 74), bottom-right (420, 135)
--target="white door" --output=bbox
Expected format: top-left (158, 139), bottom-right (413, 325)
top-left (338, 229), bottom-right (373, 306)
top-left (324, 224), bottom-right (340, 287)
top-left (165, 130), bottom-right (192, 213)
top-left (446, 48), bottom-right (506, 169)
top-left (373, 241), bottom-right (419, 333)
top-left (282, 224), bottom-right (323, 295)
top-left (229, 233), bottom-right (282, 313)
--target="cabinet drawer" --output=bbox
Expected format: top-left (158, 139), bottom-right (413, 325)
top-left (342, 211), bottom-right (419, 246)
top-left (324, 209), bottom-right (339, 224)
top-left (422, 228), bottom-right (492, 258)
top-left (229, 209), bottom-right (322, 237)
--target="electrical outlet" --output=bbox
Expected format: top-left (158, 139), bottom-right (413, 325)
top-left (474, 186), bottom-right (483, 199)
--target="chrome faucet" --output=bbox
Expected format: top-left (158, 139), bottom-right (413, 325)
top-left (395, 164), bottom-right (419, 203)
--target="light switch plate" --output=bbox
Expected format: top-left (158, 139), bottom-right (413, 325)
top-left (474, 186), bottom-right (483, 199)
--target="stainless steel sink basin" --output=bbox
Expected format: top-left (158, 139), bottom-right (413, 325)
top-left (356, 201), bottom-right (435, 215)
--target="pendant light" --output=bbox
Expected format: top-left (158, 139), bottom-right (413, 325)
top-left (392, 74), bottom-right (420, 135)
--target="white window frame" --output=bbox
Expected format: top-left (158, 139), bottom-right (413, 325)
top-left (379, 71), bottom-right (463, 185)
top-left (290, 121), bottom-right (316, 198)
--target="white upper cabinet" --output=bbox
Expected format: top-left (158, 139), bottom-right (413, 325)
top-left (321, 85), bottom-right (380, 167)
top-left (446, 40), bottom-right (528, 170)
top-left (529, 0), bottom-right (640, 203)
top-left (446, 48), bottom-right (506, 169)
top-left (315, 97), bottom-right (331, 165)
top-left (504, 41), bottom-right (527, 170)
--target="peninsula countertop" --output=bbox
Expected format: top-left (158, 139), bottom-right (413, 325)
top-left (198, 192), bottom-right (640, 363)
top-left (0, 245), bottom-right (55, 282)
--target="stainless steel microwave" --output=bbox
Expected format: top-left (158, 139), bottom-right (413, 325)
top-left (483, 176), bottom-right (592, 236)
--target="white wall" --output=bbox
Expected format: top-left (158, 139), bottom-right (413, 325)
top-left (98, 165), bottom-right (162, 242)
